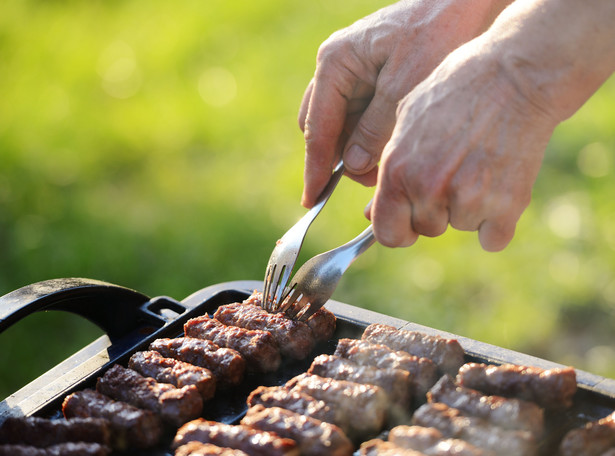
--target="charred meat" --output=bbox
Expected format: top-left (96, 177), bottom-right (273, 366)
top-left (214, 302), bottom-right (315, 359)
top-left (412, 402), bottom-right (537, 456)
top-left (0, 442), bottom-right (111, 456)
top-left (62, 388), bottom-right (162, 449)
top-left (361, 324), bottom-right (465, 376)
top-left (149, 337), bottom-right (245, 387)
top-left (172, 418), bottom-right (299, 456)
top-left (0, 416), bottom-right (110, 448)
top-left (334, 338), bottom-right (439, 396)
top-left (129, 350), bottom-right (216, 401)
top-left (428, 374), bottom-right (544, 436)
top-left (308, 353), bottom-right (412, 408)
top-left (284, 373), bottom-right (388, 439)
top-left (246, 385), bottom-right (337, 425)
top-left (559, 410), bottom-right (615, 456)
top-left (388, 425), bottom-right (492, 456)
top-left (184, 315), bottom-right (281, 372)
top-left (96, 364), bottom-right (202, 426)
top-left (240, 405), bottom-right (353, 456)
top-left (456, 362), bottom-right (577, 409)
top-left (174, 441), bottom-right (249, 456)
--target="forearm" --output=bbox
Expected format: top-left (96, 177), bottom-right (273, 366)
top-left (484, 0), bottom-right (615, 122)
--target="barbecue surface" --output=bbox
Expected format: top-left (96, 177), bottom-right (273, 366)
top-left (2, 282), bottom-right (615, 456)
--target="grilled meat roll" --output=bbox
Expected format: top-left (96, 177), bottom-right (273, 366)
top-left (214, 302), bottom-right (315, 359)
top-left (428, 375), bottom-right (544, 436)
top-left (388, 425), bottom-right (492, 456)
top-left (559, 410), bottom-right (615, 456)
top-left (129, 350), bottom-right (216, 401)
top-left (149, 337), bottom-right (245, 387)
top-left (174, 441), bottom-right (249, 456)
top-left (359, 439), bottom-right (428, 455)
top-left (96, 364), bottom-right (203, 426)
top-left (184, 315), bottom-right (281, 372)
top-left (172, 418), bottom-right (299, 456)
top-left (0, 416), bottom-right (111, 448)
top-left (456, 362), bottom-right (577, 409)
top-left (284, 373), bottom-right (388, 439)
top-left (246, 385), bottom-right (337, 425)
top-left (362, 324), bottom-right (464, 376)
top-left (308, 354), bottom-right (412, 408)
top-left (241, 405), bottom-right (353, 456)
top-left (243, 290), bottom-right (336, 342)
top-left (334, 338), bottom-right (439, 396)
top-left (412, 402), bottom-right (537, 456)
top-left (62, 388), bottom-right (162, 449)
top-left (0, 442), bottom-right (111, 456)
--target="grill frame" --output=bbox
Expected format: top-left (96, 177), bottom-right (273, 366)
top-left (1, 278), bottom-right (615, 454)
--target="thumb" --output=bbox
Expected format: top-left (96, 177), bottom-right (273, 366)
top-left (343, 92), bottom-right (396, 176)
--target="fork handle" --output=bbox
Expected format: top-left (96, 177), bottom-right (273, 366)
top-left (335, 224), bottom-right (376, 271)
top-left (298, 160), bottom-right (345, 229)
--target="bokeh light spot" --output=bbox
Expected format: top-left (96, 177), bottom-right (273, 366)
top-left (198, 67), bottom-right (237, 107)
top-left (577, 142), bottom-right (612, 178)
top-left (547, 199), bottom-right (581, 239)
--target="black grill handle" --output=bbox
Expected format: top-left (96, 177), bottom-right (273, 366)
top-left (0, 277), bottom-right (151, 338)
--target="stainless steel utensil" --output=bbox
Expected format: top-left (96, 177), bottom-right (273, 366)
top-left (277, 224), bottom-right (376, 321)
top-left (262, 161), bottom-right (344, 311)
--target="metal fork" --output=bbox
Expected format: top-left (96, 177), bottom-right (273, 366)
top-left (277, 224), bottom-right (376, 321)
top-left (262, 161), bottom-right (345, 311)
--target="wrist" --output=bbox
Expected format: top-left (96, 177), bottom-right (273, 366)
top-left (485, 0), bottom-right (615, 124)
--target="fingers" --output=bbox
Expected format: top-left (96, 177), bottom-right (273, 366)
top-left (343, 88), bottom-right (397, 176)
top-left (371, 186), bottom-right (419, 248)
top-left (298, 79), bottom-right (314, 132)
top-left (301, 69), bottom-right (352, 208)
top-left (478, 219), bottom-right (516, 252)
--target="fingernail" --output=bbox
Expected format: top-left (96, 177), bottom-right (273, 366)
top-left (345, 144), bottom-right (371, 171)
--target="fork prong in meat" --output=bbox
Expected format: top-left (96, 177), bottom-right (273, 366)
top-left (214, 302), bottom-right (315, 359)
top-left (243, 290), bottom-right (336, 342)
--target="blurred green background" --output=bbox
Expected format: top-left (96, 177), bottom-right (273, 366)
top-left (1, 0), bottom-right (614, 399)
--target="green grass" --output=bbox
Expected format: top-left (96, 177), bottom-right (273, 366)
top-left (1, 0), bottom-right (614, 399)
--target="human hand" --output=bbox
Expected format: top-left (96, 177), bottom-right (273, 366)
top-left (299, 0), bottom-right (510, 207)
top-left (368, 0), bottom-right (615, 252)
top-left (369, 40), bottom-right (558, 251)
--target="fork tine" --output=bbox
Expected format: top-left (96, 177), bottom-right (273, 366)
top-left (272, 265), bottom-right (293, 310)
top-left (262, 263), bottom-right (280, 311)
top-left (295, 302), bottom-right (319, 322)
top-left (282, 289), bottom-right (307, 320)
top-left (275, 283), bottom-right (298, 314)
